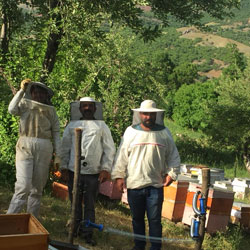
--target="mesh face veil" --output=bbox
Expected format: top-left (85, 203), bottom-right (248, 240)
top-left (70, 97), bottom-right (103, 120)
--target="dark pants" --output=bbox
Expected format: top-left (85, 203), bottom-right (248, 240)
top-left (68, 170), bottom-right (99, 235)
top-left (128, 186), bottom-right (163, 250)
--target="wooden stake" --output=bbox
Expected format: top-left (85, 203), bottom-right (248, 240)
top-left (68, 128), bottom-right (82, 244)
top-left (194, 168), bottom-right (210, 250)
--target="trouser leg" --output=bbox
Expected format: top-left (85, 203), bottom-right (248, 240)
top-left (146, 187), bottom-right (163, 250)
top-left (7, 138), bottom-right (33, 214)
top-left (27, 138), bottom-right (53, 217)
top-left (82, 174), bottom-right (99, 235)
top-left (128, 188), bottom-right (146, 250)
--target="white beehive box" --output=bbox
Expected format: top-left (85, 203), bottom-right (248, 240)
top-left (177, 173), bottom-right (199, 183)
top-left (230, 201), bottom-right (250, 228)
top-left (180, 164), bottom-right (194, 174)
top-left (232, 178), bottom-right (250, 199)
top-left (213, 180), bottom-right (233, 191)
top-left (197, 168), bottom-right (224, 185)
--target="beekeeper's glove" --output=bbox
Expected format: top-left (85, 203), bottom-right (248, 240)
top-left (20, 78), bottom-right (32, 92)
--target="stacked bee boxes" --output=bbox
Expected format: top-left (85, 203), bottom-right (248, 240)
top-left (182, 182), bottom-right (234, 233)
top-left (231, 202), bottom-right (250, 229)
top-left (162, 181), bottom-right (189, 222)
top-left (232, 178), bottom-right (250, 199)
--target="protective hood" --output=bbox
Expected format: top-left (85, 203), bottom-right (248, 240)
top-left (70, 98), bottom-right (103, 120)
top-left (132, 100), bottom-right (165, 126)
top-left (23, 81), bottom-right (54, 100)
top-left (132, 110), bottom-right (165, 126)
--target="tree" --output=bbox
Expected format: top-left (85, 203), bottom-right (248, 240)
top-left (172, 81), bottom-right (217, 130)
top-left (204, 60), bottom-right (250, 171)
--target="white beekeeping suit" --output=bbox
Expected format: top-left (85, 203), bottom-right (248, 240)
top-left (112, 100), bottom-right (181, 189)
top-left (60, 97), bottom-right (115, 175)
top-left (7, 80), bottom-right (61, 217)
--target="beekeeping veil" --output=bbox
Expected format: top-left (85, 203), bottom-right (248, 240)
top-left (70, 97), bottom-right (103, 120)
top-left (24, 81), bottom-right (54, 105)
top-left (132, 100), bottom-right (165, 126)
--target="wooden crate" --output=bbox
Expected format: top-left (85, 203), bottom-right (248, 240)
top-left (52, 182), bottom-right (68, 201)
top-left (182, 183), bottom-right (234, 233)
top-left (0, 213), bottom-right (49, 250)
top-left (162, 181), bottom-right (189, 222)
top-left (99, 180), bottom-right (122, 200)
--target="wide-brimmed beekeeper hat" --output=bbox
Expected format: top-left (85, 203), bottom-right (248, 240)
top-left (132, 100), bottom-right (165, 125)
top-left (24, 81), bottom-right (54, 100)
top-left (70, 96), bottom-right (103, 120)
top-left (132, 100), bottom-right (164, 112)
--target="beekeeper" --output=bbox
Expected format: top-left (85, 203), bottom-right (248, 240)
top-left (60, 97), bottom-right (115, 246)
top-left (7, 79), bottom-right (61, 218)
top-left (112, 100), bottom-right (181, 250)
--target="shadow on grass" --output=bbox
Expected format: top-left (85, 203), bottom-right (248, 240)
top-left (97, 194), bottom-right (131, 216)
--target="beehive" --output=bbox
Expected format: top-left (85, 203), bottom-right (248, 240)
top-left (99, 180), bottom-right (122, 199)
top-left (231, 202), bottom-right (250, 228)
top-left (197, 168), bottom-right (224, 185)
top-left (232, 178), bottom-right (250, 199)
top-left (0, 214), bottom-right (49, 250)
top-left (213, 180), bottom-right (233, 191)
top-left (162, 181), bottom-right (189, 222)
top-left (182, 183), bottom-right (234, 233)
top-left (52, 181), bottom-right (68, 201)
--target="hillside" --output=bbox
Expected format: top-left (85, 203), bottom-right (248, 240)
top-left (137, 0), bottom-right (250, 79)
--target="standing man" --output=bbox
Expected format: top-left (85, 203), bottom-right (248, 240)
top-left (112, 100), bottom-right (181, 250)
top-left (60, 97), bottom-right (115, 246)
top-left (7, 79), bottom-right (61, 218)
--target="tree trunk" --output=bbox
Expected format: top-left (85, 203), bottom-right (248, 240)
top-left (1, 8), bottom-right (10, 64)
top-left (243, 141), bottom-right (250, 172)
top-left (40, 0), bottom-right (63, 83)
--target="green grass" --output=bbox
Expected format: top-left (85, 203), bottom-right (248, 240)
top-left (1, 186), bottom-right (250, 250)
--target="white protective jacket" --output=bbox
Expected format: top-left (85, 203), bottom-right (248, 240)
top-left (8, 89), bottom-right (61, 156)
top-left (60, 120), bottom-right (115, 174)
top-left (111, 126), bottom-right (181, 189)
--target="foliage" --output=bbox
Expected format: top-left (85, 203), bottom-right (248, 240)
top-left (172, 81), bottom-right (217, 130)
top-left (203, 225), bottom-right (245, 250)
top-left (203, 60), bottom-right (250, 169)
top-left (0, 101), bottom-right (18, 186)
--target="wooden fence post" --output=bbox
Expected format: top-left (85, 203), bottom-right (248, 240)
top-left (68, 128), bottom-right (82, 244)
top-left (194, 168), bottom-right (210, 250)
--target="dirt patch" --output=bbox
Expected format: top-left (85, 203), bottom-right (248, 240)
top-left (199, 69), bottom-right (222, 79)
top-left (178, 27), bottom-right (250, 57)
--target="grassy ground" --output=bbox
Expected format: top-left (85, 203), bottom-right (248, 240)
top-left (1, 185), bottom-right (250, 250)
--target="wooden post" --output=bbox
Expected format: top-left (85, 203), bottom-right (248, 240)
top-left (195, 168), bottom-right (210, 250)
top-left (68, 128), bottom-right (82, 244)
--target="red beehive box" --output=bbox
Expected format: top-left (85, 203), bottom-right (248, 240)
top-left (52, 182), bottom-right (68, 201)
top-left (182, 182), bottom-right (234, 233)
top-left (162, 181), bottom-right (189, 222)
top-left (99, 180), bottom-right (122, 200)
top-left (0, 214), bottom-right (49, 250)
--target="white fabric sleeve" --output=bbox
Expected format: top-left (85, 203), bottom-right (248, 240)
top-left (8, 89), bottom-right (25, 116)
top-left (111, 129), bottom-right (130, 180)
top-left (60, 125), bottom-right (72, 170)
top-left (164, 129), bottom-right (181, 180)
top-left (100, 125), bottom-right (116, 172)
top-left (51, 109), bottom-right (62, 157)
